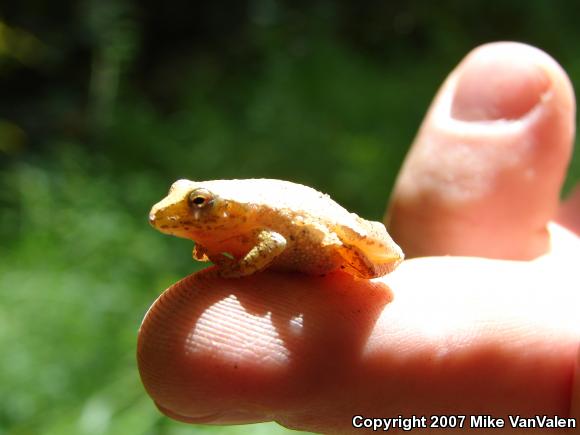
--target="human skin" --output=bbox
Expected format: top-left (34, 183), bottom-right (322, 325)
top-left (137, 42), bottom-right (580, 434)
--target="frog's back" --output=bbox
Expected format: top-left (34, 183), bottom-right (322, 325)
top-left (202, 178), bottom-right (358, 224)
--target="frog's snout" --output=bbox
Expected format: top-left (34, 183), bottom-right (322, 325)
top-left (148, 208), bottom-right (170, 229)
top-left (148, 205), bottom-right (166, 229)
top-left (148, 202), bottom-right (188, 235)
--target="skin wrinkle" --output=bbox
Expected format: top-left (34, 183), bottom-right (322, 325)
top-left (188, 295), bottom-right (289, 363)
top-left (187, 315), bottom-right (290, 364)
top-left (185, 287), bottom-right (326, 367)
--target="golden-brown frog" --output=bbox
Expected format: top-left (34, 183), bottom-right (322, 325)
top-left (149, 179), bottom-right (404, 278)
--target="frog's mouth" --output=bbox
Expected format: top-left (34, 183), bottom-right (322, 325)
top-left (149, 201), bottom-right (197, 238)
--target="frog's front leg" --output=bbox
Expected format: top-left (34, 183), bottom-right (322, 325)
top-left (218, 229), bottom-right (287, 278)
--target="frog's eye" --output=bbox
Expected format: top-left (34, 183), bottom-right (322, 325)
top-left (188, 188), bottom-right (214, 209)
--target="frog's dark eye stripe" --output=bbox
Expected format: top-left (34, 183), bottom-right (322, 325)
top-left (188, 188), bottom-right (214, 209)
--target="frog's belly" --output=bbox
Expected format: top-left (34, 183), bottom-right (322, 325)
top-left (270, 241), bottom-right (344, 275)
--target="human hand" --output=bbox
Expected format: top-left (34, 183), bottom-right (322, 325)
top-left (138, 42), bottom-right (580, 434)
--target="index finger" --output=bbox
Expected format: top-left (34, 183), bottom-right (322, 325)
top-left (137, 259), bottom-right (578, 433)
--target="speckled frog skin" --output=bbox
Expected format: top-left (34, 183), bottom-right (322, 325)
top-left (149, 179), bottom-right (404, 279)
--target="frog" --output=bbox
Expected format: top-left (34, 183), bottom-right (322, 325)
top-left (149, 178), bottom-right (404, 279)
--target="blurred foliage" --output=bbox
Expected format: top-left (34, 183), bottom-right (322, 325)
top-left (0, 1), bottom-right (578, 434)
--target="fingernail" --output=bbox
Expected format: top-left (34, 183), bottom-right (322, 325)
top-left (451, 44), bottom-right (550, 121)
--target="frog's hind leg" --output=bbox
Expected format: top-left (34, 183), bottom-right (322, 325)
top-left (335, 221), bottom-right (404, 278)
top-left (335, 243), bottom-right (382, 279)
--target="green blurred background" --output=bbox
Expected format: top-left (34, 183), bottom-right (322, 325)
top-left (1, 1), bottom-right (578, 434)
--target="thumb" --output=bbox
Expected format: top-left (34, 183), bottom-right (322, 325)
top-left (387, 42), bottom-right (575, 260)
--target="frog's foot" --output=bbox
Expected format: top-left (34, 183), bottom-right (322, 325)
top-left (192, 244), bottom-right (211, 262)
top-left (336, 243), bottom-right (401, 279)
top-left (218, 229), bottom-right (287, 278)
top-left (194, 245), bottom-right (238, 275)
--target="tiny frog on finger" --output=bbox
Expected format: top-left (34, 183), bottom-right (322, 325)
top-left (149, 179), bottom-right (404, 279)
